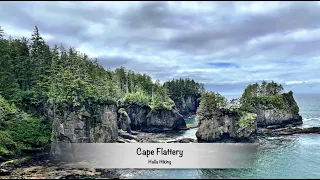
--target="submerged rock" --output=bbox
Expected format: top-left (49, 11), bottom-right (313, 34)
top-left (265, 126), bottom-right (320, 135)
top-left (166, 138), bottom-right (196, 143)
top-left (118, 130), bottom-right (139, 141)
top-left (1, 165), bottom-right (120, 179)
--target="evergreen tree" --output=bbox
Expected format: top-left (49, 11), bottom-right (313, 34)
top-left (0, 32), bottom-right (20, 103)
top-left (0, 25), bottom-right (210, 156)
top-left (195, 92), bottom-right (227, 122)
top-left (0, 26), bottom-right (4, 39)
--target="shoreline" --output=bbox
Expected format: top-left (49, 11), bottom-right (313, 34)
top-left (1, 123), bottom-right (320, 179)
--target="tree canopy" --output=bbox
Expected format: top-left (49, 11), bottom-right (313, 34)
top-left (239, 81), bottom-right (297, 112)
top-left (164, 78), bottom-right (205, 101)
top-left (0, 26), bottom-right (206, 156)
top-left (195, 91), bottom-right (228, 122)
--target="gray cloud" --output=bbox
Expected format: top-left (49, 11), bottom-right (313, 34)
top-left (1, 1), bottom-right (320, 95)
top-left (98, 56), bottom-right (131, 69)
top-left (165, 2), bottom-right (320, 55)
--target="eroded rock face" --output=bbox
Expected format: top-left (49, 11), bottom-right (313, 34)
top-left (118, 112), bottom-right (131, 133)
top-left (254, 108), bottom-right (302, 127)
top-left (252, 93), bottom-right (303, 127)
top-left (90, 105), bottom-right (118, 143)
top-left (121, 105), bottom-right (187, 133)
top-left (240, 81), bottom-right (303, 128)
top-left (125, 105), bottom-right (150, 131)
top-left (50, 104), bottom-right (118, 157)
top-left (196, 109), bottom-right (257, 142)
top-left (174, 94), bottom-right (200, 117)
top-left (144, 108), bottom-right (187, 132)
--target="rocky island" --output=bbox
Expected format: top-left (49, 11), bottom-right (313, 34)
top-left (195, 92), bottom-right (257, 142)
top-left (240, 81), bottom-right (302, 128)
top-left (195, 81), bottom-right (306, 143)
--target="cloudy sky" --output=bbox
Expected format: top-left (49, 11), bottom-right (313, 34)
top-left (1, 1), bottom-right (320, 96)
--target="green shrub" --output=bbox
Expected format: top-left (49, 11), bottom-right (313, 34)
top-left (93, 132), bottom-right (102, 143)
top-left (0, 131), bottom-right (17, 156)
top-left (119, 91), bottom-right (151, 106)
top-left (0, 95), bottom-right (51, 156)
top-left (237, 112), bottom-right (256, 128)
top-left (150, 96), bottom-right (175, 110)
top-left (195, 92), bottom-right (228, 123)
top-left (118, 108), bottom-right (128, 117)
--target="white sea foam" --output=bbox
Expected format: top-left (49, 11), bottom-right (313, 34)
top-left (303, 117), bottom-right (320, 121)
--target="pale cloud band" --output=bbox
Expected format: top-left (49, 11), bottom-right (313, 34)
top-left (1, 1), bottom-right (320, 95)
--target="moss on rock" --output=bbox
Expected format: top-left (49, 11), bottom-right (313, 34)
top-left (118, 108), bottom-right (128, 117)
top-left (237, 112), bottom-right (257, 128)
top-left (93, 132), bottom-right (102, 143)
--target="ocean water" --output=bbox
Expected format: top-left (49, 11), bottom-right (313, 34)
top-left (122, 94), bottom-right (320, 179)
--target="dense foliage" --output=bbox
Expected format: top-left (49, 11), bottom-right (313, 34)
top-left (0, 26), bottom-right (204, 157)
top-left (195, 92), bottom-right (257, 133)
top-left (164, 78), bottom-right (205, 101)
top-left (0, 95), bottom-right (51, 157)
top-left (240, 81), bottom-right (298, 113)
top-left (195, 92), bottom-right (228, 122)
top-left (0, 25), bottom-right (301, 158)
top-left (115, 69), bottom-right (176, 110)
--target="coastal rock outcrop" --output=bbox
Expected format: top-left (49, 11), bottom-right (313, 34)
top-left (124, 104), bottom-right (151, 131)
top-left (194, 92), bottom-right (257, 142)
top-left (117, 108), bottom-right (132, 133)
top-left (119, 104), bottom-right (187, 133)
top-left (50, 103), bottom-right (118, 157)
top-left (164, 78), bottom-right (205, 117)
top-left (258, 126), bottom-right (320, 135)
top-left (89, 104), bottom-right (118, 143)
top-left (252, 93), bottom-right (302, 127)
top-left (196, 108), bottom-right (257, 142)
top-left (254, 108), bottom-right (302, 127)
top-left (145, 108), bottom-right (187, 132)
top-left (174, 94), bottom-right (201, 117)
top-left (240, 81), bottom-right (303, 128)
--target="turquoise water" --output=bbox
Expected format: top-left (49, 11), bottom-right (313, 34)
top-left (122, 94), bottom-right (320, 179)
top-left (184, 118), bottom-right (198, 125)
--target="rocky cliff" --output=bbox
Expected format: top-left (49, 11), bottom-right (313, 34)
top-left (50, 103), bottom-right (118, 157)
top-left (124, 104), bottom-right (151, 131)
top-left (196, 108), bottom-right (257, 142)
top-left (145, 108), bottom-right (187, 132)
top-left (118, 108), bottom-right (132, 133)
top-left (118, 104), bottom-right (187, 133)
top-left (50, 101), bottom-right (188, 156)
top-left (254, 108), bottom-right (302, 128)
top-left (240, 82), bottom-right (303, 128)
top-left (174, 94), bottom-right (200, 117)
top-left (251, 92), bottom-right (302, 128)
